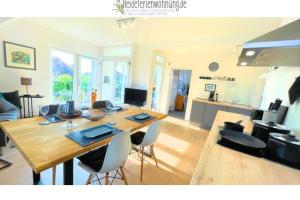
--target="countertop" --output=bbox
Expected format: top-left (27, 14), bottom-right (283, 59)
top-left (193, 98), bottom-right (253, 110)
top-left (190, 111), bottom-right (300, 184)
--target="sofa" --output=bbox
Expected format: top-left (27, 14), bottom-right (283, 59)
top-left (0, 91), bottom-right (22, 156)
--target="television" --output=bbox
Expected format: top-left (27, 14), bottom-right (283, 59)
top-left (124, 88), bottom-right (147, 106)
top-left (289, 76), bottom-right (300, 105)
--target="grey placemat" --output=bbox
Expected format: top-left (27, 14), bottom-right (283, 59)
top-left (126, 113), bottom-right (156, 124)
top-left (66, 124), bottom-right (123, 147)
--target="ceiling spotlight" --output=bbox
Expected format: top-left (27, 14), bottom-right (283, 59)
top-left (117, 18), bottom-right (135, 29)
top-left (240, 62), bottom-right (248, 66)
top-left (246, 50), bottom-right (255, 57)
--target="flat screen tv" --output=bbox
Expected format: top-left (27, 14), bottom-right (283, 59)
top-left (289, 76), bottom-right (300, 105)
top-left (124, 88), bottom-right (147, 106)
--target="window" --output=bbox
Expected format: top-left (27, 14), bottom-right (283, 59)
top-left (51, 49), bottom-right (99, 105)
top-left (51, 49), bottom-right (75, 103)
top-left (101, 46), bottom-right (132, 104)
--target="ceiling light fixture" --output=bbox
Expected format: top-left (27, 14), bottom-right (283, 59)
top-left (117, 18), bottom-right (135, 29)
top-left (245, 50), bottom-right (255, 57)
top-left (240, 62), bottom-right (248, 66)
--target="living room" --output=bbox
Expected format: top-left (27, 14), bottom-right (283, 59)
top-left (0, 14), bottom-right (300, 190)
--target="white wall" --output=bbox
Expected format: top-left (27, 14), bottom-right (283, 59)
top-left (131, 44), bottom-right (268, 120)
top-left (0, 19), bottom-right (101, 114)
top-left (261, 67), bottom-right (300, 133)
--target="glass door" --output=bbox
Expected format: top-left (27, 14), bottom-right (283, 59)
top-left (114, 61), bottom-right (129, 104)
top-left (151, 56), bottom-right (165, 111)
top-left (51, 49), bottom-right (76, 104)
top-left (78, 56), bottom-right (99, 107)
top-left (101, 60), bottom-right (130, 104)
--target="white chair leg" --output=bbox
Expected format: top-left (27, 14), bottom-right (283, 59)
top-left (52, 166), bottom-right (56, 185)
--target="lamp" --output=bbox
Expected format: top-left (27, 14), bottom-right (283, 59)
top-left (21, 77), bottom-right (32, 96)
top-left (116, 18), bottom-right (135, 29)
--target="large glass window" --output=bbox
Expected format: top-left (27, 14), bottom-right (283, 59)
top-left (51, 49), bottom-right (75, 103)
top-left (79, 56), bottom-right (99, 106)
top-left (51, 49), bottom-right (99, 105)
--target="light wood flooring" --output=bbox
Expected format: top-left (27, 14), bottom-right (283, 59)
top-left (0, 117), bottom-right (208, 185)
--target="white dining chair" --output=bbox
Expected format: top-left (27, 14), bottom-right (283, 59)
top-left (77, 130), bottom-right (131, 185)
top-left (130, 120), bottom-right (162, 181)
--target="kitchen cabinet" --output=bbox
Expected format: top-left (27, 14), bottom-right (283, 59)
top-left (202, 104), bottom-right (228, 129)
top-left (190, 99), bottom-right (252, 130)
top-left (190, 101), bottom-right (205, 126)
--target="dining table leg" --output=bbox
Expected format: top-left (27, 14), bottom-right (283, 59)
top-left (32, 171), bottom-right (40, 185)
top-left (63, 159), bottom-right (73, 185)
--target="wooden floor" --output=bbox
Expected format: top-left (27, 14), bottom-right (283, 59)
top-left (0, 117), bottom-right (208, 185)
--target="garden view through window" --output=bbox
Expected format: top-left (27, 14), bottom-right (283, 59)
top-left (51, 49), bottom-right (99, 105)
top-left (51, 49), bottom-right (75, 104)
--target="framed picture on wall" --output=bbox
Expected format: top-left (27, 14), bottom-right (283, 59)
top-left (3, 41), bottom-right (36, 70)
top-left (205, 84), bottom-right (216, 92)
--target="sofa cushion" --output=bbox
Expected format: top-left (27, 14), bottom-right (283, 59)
top-left (0, 98), bottom-right (19, 113)
top-left (2, 91), bottom-right (22, 109)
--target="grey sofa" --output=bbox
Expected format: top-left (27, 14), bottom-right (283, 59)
top-left (0, 91), bottom-right (22, 155)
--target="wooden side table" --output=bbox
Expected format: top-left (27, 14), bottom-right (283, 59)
top-left (20, 95), bottom-right (44, 118)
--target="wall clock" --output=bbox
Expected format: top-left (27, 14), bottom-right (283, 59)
top-left (209, 62), bottom-right (219, 72)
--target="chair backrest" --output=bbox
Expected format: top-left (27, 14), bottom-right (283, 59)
top-left (92, 100), bottom-right (112, 109)
top-left (276, 105), bottom-right (289, 124)
top-left (140, 120), bottom-right (162, 147)
top-left (99, 130), bottom-right (131, 173)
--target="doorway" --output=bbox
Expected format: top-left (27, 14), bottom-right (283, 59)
top-left (168, 69), bottom-right (192, 120)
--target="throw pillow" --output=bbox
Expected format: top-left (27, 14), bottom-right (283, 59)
top-left (0, 97), bottom-right (18, 113)
top-left (2, 91), bottom-right (22, 109)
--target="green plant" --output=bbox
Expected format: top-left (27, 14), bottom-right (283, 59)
top-left (113, 0), bottom-right (124, 14)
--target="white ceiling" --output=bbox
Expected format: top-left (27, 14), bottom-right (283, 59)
top-left (24, 18), bottom-right (282, 47)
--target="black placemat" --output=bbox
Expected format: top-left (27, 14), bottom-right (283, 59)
top-left (126, 113), bottom-right (156, 124)
top-left (66, 124), bottom-right (123, 147)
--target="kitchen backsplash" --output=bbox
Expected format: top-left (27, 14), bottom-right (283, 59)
top-left (284, 100), bottom-right (300, 134)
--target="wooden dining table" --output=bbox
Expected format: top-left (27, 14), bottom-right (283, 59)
top-left (0, 108), bottom-right (167, 185)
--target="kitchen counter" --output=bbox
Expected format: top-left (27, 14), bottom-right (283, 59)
top-left (193, 98), bottom-right (253, 110)
top-left (190, 111), bottom-right (300, 184)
